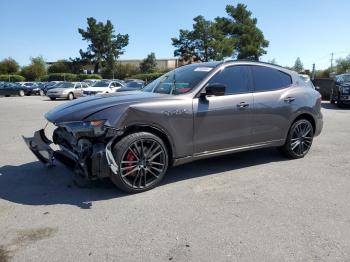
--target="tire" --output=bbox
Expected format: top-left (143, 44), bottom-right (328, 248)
top-left (18, 90), bottom-right (25, 97)
top-left (337, 101), bottom-right (345, 108)
top-left (280, 119), bottom-right (314, 159)
top-left (67, 93), bottom-right (74, 100)
top-left (109, 132), bottom-right (169, 193)
top-left (50, 97), bottom-right (56, 100)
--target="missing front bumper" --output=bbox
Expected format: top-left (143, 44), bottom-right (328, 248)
top-left (23, 129), bottom-right (113, 179)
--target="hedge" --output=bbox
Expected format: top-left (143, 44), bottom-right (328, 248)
top-left (0, 74), bottom-right (25, 82)
top-left (41, 73), bottom-right (102, 82)
top-left (78, 74), bottom-right (102, 80)
top-left (41, 73), bottom-right (78, 81)
top-left (129, 72), bottom-right (163, 82)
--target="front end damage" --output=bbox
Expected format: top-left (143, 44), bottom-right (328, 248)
top-left (23, 121), bottom-right (122, 180)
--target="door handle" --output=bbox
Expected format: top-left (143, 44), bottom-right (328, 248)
top-left (237, 102), bottom-right (249, 108)
top-left (284, 97), bottom-right (295, 103)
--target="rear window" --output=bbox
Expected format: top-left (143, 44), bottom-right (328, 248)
top-left (251, 66), bottom-right (292, 92)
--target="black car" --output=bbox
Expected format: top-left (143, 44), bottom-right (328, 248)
top-left (0, 82), bottom-right (27, 97)
top-left (330, 74), bottom-right (350, 107)
top-left (117, 80), bottom-right (145, 92)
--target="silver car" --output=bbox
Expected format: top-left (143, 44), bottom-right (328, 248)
top-left (24, 61), bottom-right (323, 193)
top-left (46, 82), bottom-right (89, 100)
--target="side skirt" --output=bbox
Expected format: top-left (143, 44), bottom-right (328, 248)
top-left (172, 139), bottom-right (284, 167)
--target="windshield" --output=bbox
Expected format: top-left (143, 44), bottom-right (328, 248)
top-left (92, 80), bottom-right (111, 87)
top-left (55, 82), bottom-right (74, 88)
top-left (336, 74), bottom-right (350, 83)
top-left (143, 65), bottom-right (214, 94)
top-left (126, 81), bottom-right (144, 88)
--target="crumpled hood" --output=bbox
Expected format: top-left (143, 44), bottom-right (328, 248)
top-left (45, 91), bottom-right (165, 124)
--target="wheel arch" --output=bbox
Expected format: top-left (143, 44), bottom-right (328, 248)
top-left (291, 113), bottom-right (316, 134)
top-left (116, 124), bottom-right (175, 166)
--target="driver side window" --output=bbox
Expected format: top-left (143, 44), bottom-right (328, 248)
top-left (207, 66), bottom-right (250, 95)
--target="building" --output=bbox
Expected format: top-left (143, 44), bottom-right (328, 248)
top-left (117, 58), bottom-right (179, 71)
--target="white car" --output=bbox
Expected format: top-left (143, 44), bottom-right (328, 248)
top-left (83, 80), bottom-right (125, 96)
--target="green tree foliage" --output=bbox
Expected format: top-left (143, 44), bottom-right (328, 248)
top-left (48, 60), bottom-right (70, 73)
top-left (20, 56), bottom-right (47, 81)
top-left (140, 53), bottom-right (157, 73)
top-left (113, 63), bottom-right (140, 79)
top-left (215, 3), bottom-right (269, 60)
top-left (336, 55), bottom-right (350, 74)
top-left (78, 17), bottom-right (129, 74)
top-left (293, 57), bottom-right (304, 72)
top-left (172, 16), bottom-right (236, 63)
top-left (0, 57), bottom-right (20, 74)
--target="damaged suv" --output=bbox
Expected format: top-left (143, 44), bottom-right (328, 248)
top-left (24, 61), bottom-right (323, 193)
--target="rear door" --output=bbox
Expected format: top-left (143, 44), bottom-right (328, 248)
top-left (250, 65), bottom-right (294, 144)
top-left (193, 65), bottom-right (254, 154)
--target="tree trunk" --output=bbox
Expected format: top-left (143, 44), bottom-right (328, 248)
top-left (94, 62), bottom-right (99, 74)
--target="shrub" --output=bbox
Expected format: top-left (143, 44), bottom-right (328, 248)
top-left (0, 74), bottom-right (25, 82)
top-left (78, 74), bottom-right (102, 80)
top-left (42, 73), bottom-right (78, 81)
top-left (129, 72), bottom-right (164, 82)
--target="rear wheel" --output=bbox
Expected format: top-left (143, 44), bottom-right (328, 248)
top-left (280, 119), bottom-right (314, 159)
top-left (50, 97), bottom-right (56, 100)
top-left (110, 132), bottom-right (169, 193)
top-left (18, 90), bottom-right (25, 97)
top-left (67, 93), bottom-right (74, 100)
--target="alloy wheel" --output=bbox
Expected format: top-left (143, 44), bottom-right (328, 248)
top-left (290, 121), bottom-right (313, 156)
top-left (120, 139), bottom-right (166, 189)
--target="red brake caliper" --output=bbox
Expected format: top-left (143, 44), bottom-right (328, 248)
top-left (126, 150), bottom-right (135, 174)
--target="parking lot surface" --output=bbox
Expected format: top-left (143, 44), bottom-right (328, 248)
top-left (0, 96), bottom-right (350, 262)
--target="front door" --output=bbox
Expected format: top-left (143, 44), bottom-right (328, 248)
top-left (193, 65), bottom-right (253, 154)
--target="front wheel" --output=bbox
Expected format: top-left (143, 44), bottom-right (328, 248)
top-left (280, 119), bottom-right (314, 159)
top-left (110, 132), bottom-right (169, 193)
top-left (67, 92), bottom-right (74, 100)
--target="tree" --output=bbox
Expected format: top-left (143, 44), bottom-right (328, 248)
top-left (336, 55), bottom-right (350, 74)
top-left (0, 57), bottom-right (20, 74)
top-left (140, 52), bottom-right (157, 73)
top-left (215, 3), bottom-right (269, 60)
top-left (268, 58), bottom-right (277, 65)
top-left (293, 57), bottom-right (304, 72)
top-left (48, 60), bottom-right (70, 73)
top-left (78, 17), bottom-right (129, 74)
top-left (172, 16), bottom-right (236, 63)
top-left (21, 56), bottom-right (47, 81)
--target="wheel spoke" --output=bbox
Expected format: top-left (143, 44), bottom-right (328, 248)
top-left (129, 146), bottom-right (140, 160)
top-left (122, 166), bottom-right (139, 177)
top-left (150, 161), bottom-right (164, 166)
top-left (147, 168), bottom-right (159, 178)
top-left (121, 160), bottom-right (139, 164)
top-left (121, 165), bottom-right (137, 170)
top-left (149, 150), bottom-right (163, 161)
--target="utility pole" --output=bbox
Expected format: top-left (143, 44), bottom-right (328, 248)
top-left (330, 52), bottom-right (334, 72)
top-left (312, 63), bottom-right (316, 80)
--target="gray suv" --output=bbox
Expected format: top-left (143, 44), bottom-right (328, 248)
top-left (24, 61), bottom-right (323, 193)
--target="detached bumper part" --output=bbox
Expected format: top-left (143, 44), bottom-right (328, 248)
top-left (22, 129), bottom-right (54, 167)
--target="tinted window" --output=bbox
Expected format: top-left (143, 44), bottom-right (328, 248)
top-left (207, 66), bottom-right (250, 95)
top-left (251, 66), bottom-right (292, 92)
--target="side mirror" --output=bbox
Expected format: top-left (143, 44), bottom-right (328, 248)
top-left (201, 83), bottom-right (226, 98)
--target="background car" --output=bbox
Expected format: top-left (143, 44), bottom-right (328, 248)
top-left (330, 73), bottom-right (350, 107)
top-left (0, 82), bottom-right (27, 97)
top-left (117, 80), bottom-right (145, 92)
top-left (83, 80), bottom-right (125, 95)
top-left (46, 81), bottom-right (88, 100)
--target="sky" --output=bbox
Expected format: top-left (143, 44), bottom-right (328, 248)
top-left (0, 0), bottom-right (349, 70)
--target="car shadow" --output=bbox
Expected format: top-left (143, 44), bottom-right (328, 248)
top-left (0, 148), bottom-right (287, 209)
top-left (321, 101), bottom-right (349, 110)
